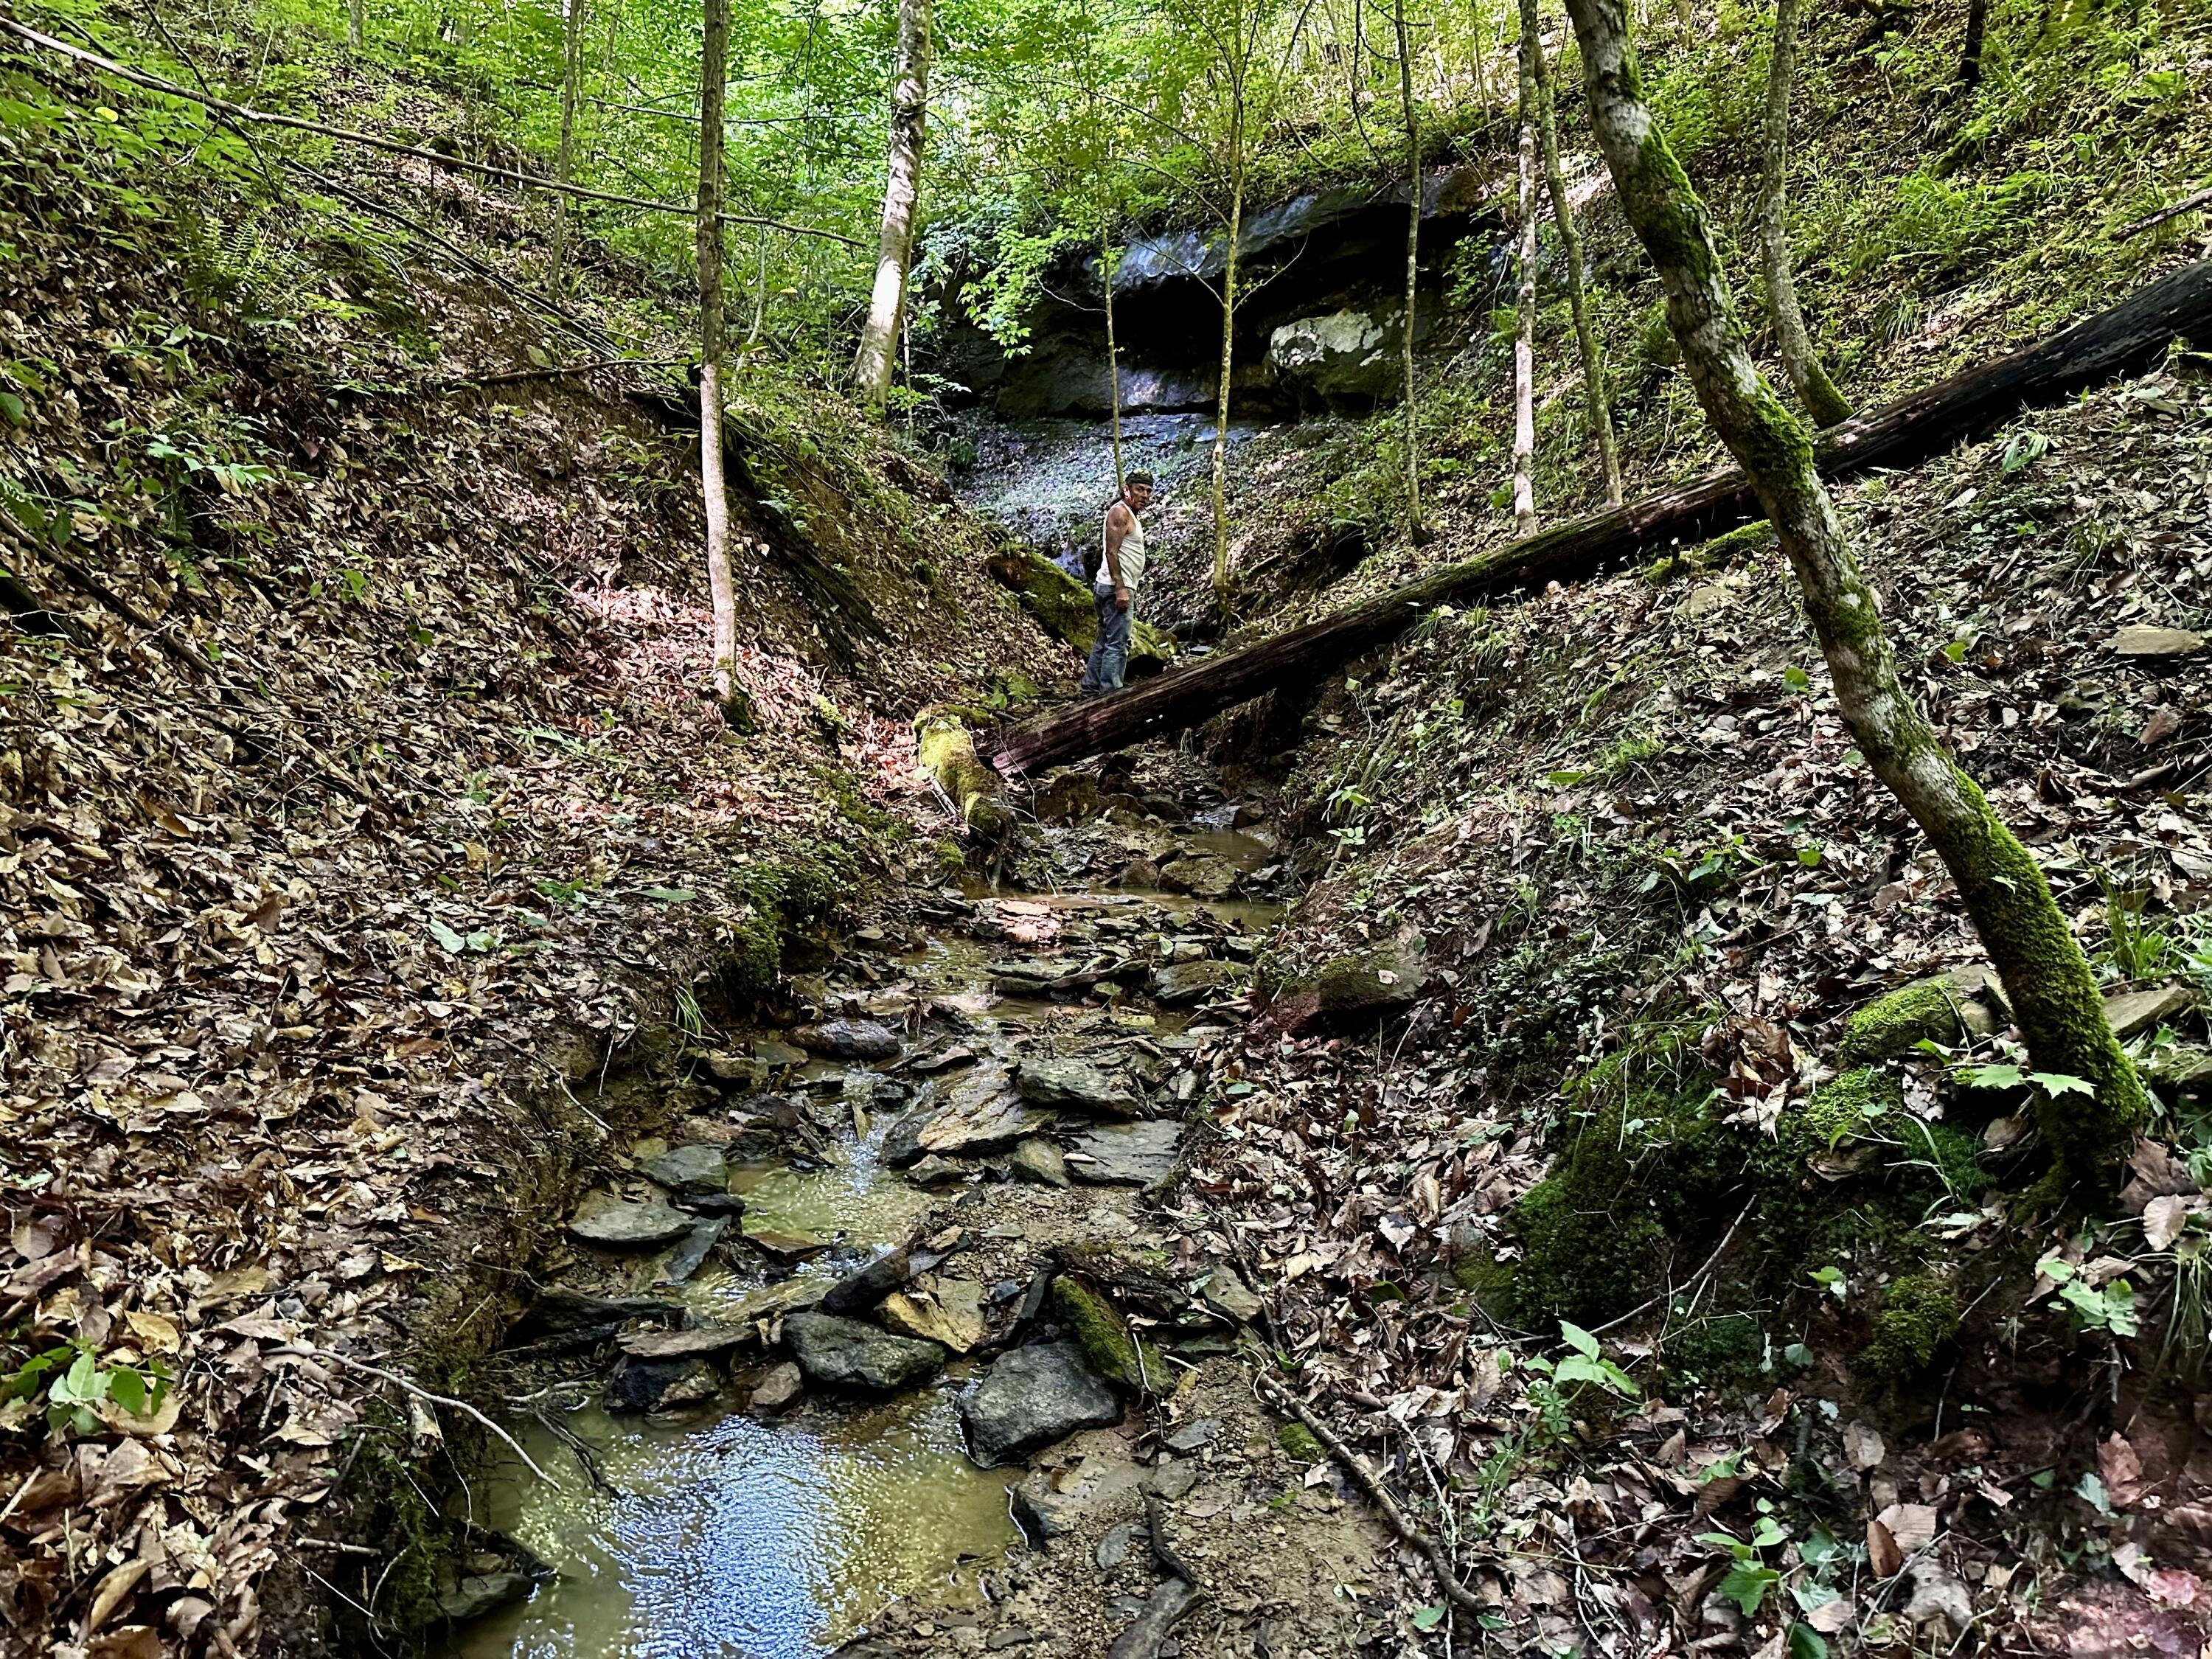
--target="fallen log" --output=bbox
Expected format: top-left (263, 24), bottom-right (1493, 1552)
top-left (979, 259), bottom-right (2212, 776)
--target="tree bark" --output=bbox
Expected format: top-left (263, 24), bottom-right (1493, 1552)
top-left (852, 0), bottom-right (931, 411)
top-left (1955, 0), bottom-right (1988, 90)
top-left (1523, 0), bottom-right (1623, 506)
top-left (1104, 237), bottom-right (1127, 493)
top-left (348, 0), bottom-right (364, 51)
top-left (1560, 0), bottom-right (2146, 1194)
top-left (978, 259), bottom-right (2212, 789)
top-left (1759, 0), bottom-right (1852, 426)
top-left (1393, 0), bottom-right (1424, 540)
top-left (1211, 94), bottom-right (1245, 601)
top-left (698, 0), bottom-right (738, 706)
top-left (551, 0), bottom-right (587, 293)
top-left (1511, 23), bottom-right (1540, 534)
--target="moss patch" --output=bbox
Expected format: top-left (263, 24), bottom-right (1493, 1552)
top-left (1837, 979), bottom-right (1962, 1066)
top-left (1659, 1312), bottom-right (1767, 1396)
top-left (1051, 1275), bottom-right (1164, 1395)
top-left (1859, 1274), bottom-right (1961, 1384)
top-left (1276, 1422), bottom-right (1324, 1461)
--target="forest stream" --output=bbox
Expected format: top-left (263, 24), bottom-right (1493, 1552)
top-left (442, 830), bottom-right (1286, 1659)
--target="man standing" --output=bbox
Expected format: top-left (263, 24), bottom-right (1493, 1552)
top-left (1078, 470), bottom-right (1153, 697)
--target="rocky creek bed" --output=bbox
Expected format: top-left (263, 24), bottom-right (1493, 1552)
top-left (429, 810), bottom-right (1391, 1659)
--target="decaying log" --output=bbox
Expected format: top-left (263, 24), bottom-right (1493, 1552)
top-left (917, 710), bottom-right (1013, 841)
top-left (980, 260), bottom-right (2212, 776)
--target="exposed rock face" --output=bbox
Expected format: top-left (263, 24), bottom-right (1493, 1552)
top-left (880, 1280), bottom-right (988, 1353)
top-left (1267, 309), bottom-right (1397, 403)
top-left (782, 1312), bottom-right (947, 1391)
top-left (960, 1340), bottom-right (1123, 1467)
top-left (1269, 945), bottom-right (1422, 1034)
top-left (1068, 1119), bottom-right (1182, 1186)
top-left (794, 1019), bottom-right (903, 1061)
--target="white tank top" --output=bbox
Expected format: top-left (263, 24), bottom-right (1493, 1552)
top-left (1101, 506), bottom-right (1147, 592)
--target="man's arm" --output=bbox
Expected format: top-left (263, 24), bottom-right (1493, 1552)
top-left (1102, 503), bottom-right (1131, 591)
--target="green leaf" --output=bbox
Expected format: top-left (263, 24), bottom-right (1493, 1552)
top-left (1964, 1062), bottom-right (2024, 1090)
top-left (108, 1366), bottom-right (146, 1416)
top-left (1411, 1604), bottom-right (1447, 1632)
top-left (1717, 1559), bottom-right (1781, 1616)
top-left (2076, 1470), bottom-right (2114, 1516)
top-left (1559, 1319), bottom-right (1599, 1358)
top-left (1782, 665), bottom-right (1811, 691)
top-left (427, 917), bottom-right (467, 953)
top-left (2028, 1071), bottom-right (2094, 1099)
top-left (1798, 845), bottom-right (1822, 867)
top-left (1787, 1621), bottom-right (1832, 1659)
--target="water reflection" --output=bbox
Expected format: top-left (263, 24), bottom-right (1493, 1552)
top-left (453, 1395), bottom-right (1016, 1659)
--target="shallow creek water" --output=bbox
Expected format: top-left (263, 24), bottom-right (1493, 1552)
top-left (449, 884), bottom-right (1278, 1659)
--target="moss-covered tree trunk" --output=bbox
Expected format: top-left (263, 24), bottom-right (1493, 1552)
top-left (1759, 0), bottom-right (1852, 428)
top-left (1511, 32), bottom-right (1539, 535)
top-left (1559, 0), bottom-right (2146, 1195)
top-left (1523, 0), bottom-right (1623, 507)
top-left (696, 0), bottom-right (737, 705)
top-left (1393, 0), bottom-right (1424, 539)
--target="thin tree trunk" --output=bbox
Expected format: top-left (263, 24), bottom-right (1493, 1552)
top-left (1523, 0), bottom-right (1621, 505)
top-left (1559, 0), bottom-right (2146, 1196)
top-left (1211, 97), bottom-right (1245, 601)
top-left (738, 223), bottom-right (768, 372)
top-left (1956, 0), bottom-right (1988, 89)
top-left (852, 0), bottom-right (930, 410)
top-left (1394, 0), bottom-right (1423, 538)
top-left (1103, 237), bottom-right (1127, 493)
top-left (698, 0), bottom-right (738, 706)
top-left (1759, 0), bottom-right (1852, 425)
top-left (551, 0), bottom-right (586, 293)
top-left (348, 0), bottom-right (364, 50)
top-left (1511, 28), bottom-right (1539, 535)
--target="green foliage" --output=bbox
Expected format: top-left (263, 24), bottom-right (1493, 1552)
top-left (1859, 1274), bottom-right (1961, 1383)
top-left (1836, 980), bottom-right (1963, 1068)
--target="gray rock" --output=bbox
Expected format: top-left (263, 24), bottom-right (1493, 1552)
top-left (1158, 854), bottom-right (1239, 901)
top-left (961, 1340), bottom-right (1123, 1467)
top-left (1016, 1057), bottom-right (1140, 1116)
top-left (438, 1570), bottom-right (535, 1624)
top-left (783, 1312), bottom-right (946, 1391)
top-left (653, 1217), bottom-right (728, 1287)
top-left (704, 1052), bottom-right (771, 1091)
top-left (905, 1154), bottom-right (967, 1187)
top-left (2105, 984), bottom-right (2196, 1040)
top-left (1198, 1267), bottom-right (1265, 1326)
top-left (1144, 1460), bottom-right (1201, 1500)
top-left (1107, 1578), bottom-right (1199, 1658)
top-left (795, 1019), bottom-right (902, 1061)
top-left (1096, 1518), bottom-right (1142, 1571)
top-left (607, 1354), bottom-right (720, 1413)
top-left (1271, 945), bottom-right (1422, 1034)
top-left (640, 1144), bottom-right (729, 1196)
top-left (1266, 309), bottom-right (1398, 402)
top-left (568, 1194), bottom-right (698, 1249)
top-left (527, 1287), bottom-right (680, 1332)
top-left (748, 1037), bottom-right (810, 1069)
top-left (1152, 959), bottom-right (1248, 1007)
top-left (1068, 1119), bottom-right (1183, 1187)
top-left (1163, 1416), bottom-right (1222, 1453)
top-left (1009, 1138), bottom-right (1071, 1188)
top-left (820, 1246), bottom-right (918, 1315)
top-left (2107, 625), bottom-right (2207, 659)
top-left (751, 1360), bottom-right (804, 1413)
top-left (619, 1324), bottom-right (751, 1360)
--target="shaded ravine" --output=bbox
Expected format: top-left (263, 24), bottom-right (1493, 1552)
top-left (440, 849), bottom-right (1282, 1659)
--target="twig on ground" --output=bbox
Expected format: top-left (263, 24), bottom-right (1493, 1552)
top-left (1253, 1372), bottom-right (1487, 1615)
top-left (287, 1348), bottom-right (551, 1481)
top-left (1145, 1491), bottom-right (1202, 1587)
top-left (2118, 186), bottom-right (2212, 239)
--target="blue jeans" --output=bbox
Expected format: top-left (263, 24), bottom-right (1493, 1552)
top-left (1079, 586), bottom-right (1132, 695)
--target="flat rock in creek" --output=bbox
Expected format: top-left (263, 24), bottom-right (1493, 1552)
top-left (568, 1194), bottom-right (698, 1249)
top-left (439, 1571), bottom-right (535, 1624)
top-left (1008, 1137), bottom-right (1071, 1188)
top-left (793, 1019), bottom-right (903, 1061)
top-left (654, 1217), bottom-right (728, 1286)
top-left (1158, 854), bottom-right (1239, 900)
top-left (639, 1144), bottom-right (729, 1196)
top-left (703, 1051), bottom-right (771, 1091)
top-left (880, 1279), bottom-right (988, 1353)
top-left (1015, 1057), bottom-right (1140, 1116)
top-left (900, 1062), bottom-right (1051, 1157)
top-left (820, 1246), bottom-right (918, 1315)
top-left (745, 1226), bottom-right (835, 1262)
top-left (607, 1353), bottom-right (720, 1413)
top-left (1151, 959), bottom-right (1248, 1007)
top-left (1068, 1119), bottom-right (1182, 1186)
top-left (619, 1324), bottom-right (751, 1360)
top-left (751, 1360), bottom-right (804, 1413)
top-left (960, 1340), bottom-right (1123, 1467)
top-left (747, 1037), bottom-right (810, 1068)
top-left (716, 1276), bottom-right (828, 1324)
top-left (783, 1312), bottom-right (947, 1392)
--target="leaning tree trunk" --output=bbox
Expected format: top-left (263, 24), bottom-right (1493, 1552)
top-left (1510, 24), bottom-right (1540, 534)
top-left (550, 0), bottom-right (587, 293)
top-left (852, 0), bottom-right (931, 410)
top-left (1210, 103), bottom-right (1245, 601)
top-left (1393, 0), bottom-right (1424, 539)
top-left (1523, 0), bottom-right (1622, 506)
top-left (697, 0), bottom-right (739, 706)
top-left (1559, 0), bottom-right (2146, 1195)
top-left (1759, 0), bottom-right (1852, 427)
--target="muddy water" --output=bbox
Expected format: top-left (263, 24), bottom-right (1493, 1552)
top-left (452, 883), bottom-right (1277, 1659)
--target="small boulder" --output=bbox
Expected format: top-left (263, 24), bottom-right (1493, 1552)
top-left (960, 1340), bottom-right (1123, 1467)
top-left (794, 1019), bottom-right (902, 1061)
top-left (639, 1144), bottom-right (729, 1197)
top-left (1049, 1276), bottom-right (1164, 1394)
top-left (438, 1571), bottom-right (535, 1624)
top-left (880, 1280), bottom-right (988, 1353)
top-left (1008, 1138), bottom-right (1071, 1188)
top-left (704, 1052), bottom-right (771, 1092)
top-left (751, 1360), bottom-right (804, 1414)
top-left (1198, 1266), bottom-right (1265, 1326)
top-left (2107, 625), bottom-right (2207, 659)
top-left (1837, 978), bottom-right (1964, 1066)
top-left (1271, 946), bottom-right (1421, 1034)
top-left (607, 1354), bottom-right (720, 1413)
top-left (1158, 854), bottom-right (1239, 900)
top-left (1152, 959), bottom-right (1248, 1008)
top-left (782, 1312), bottom-right (946, 1392)
top-left (747, 1037), bottom-right (810, 1069)
top-left (820, 1246), bottom-right (917, 1315)
top-left (905, 1154), bottom-right (967, 1187)
top-left (1015, 1057), bottom-right (1140, 1116)
top-left (568, 1194), bottom-right (698, 1249)
top-left (2104, 984), bottom-right (2196, 1041)
top-left (1068, 1119), bottom-right (1181, 1187)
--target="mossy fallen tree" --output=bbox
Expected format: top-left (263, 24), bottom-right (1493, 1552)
top-left (979, 258), bottom-right (2212, 776)
top-left (917, 710), bottom-right (1013, 842)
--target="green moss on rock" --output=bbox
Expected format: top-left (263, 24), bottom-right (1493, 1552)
top-left (1860, 1274), bottom-right (1961, 1384)
top-left (1050, 1276), bottom-right (1163, 1395)
top-left (1511, 1175), bottom-right (1666, 1326)
top-left (1276, 1422), bottom-right (1324, 1461)
top-left (1658, 1312), bottom-right (1766, 1396)
top-left (1787, 1067), bottom-right (1904, 1155)
top-left (1838, 979), bottom-right (1963, 1067)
